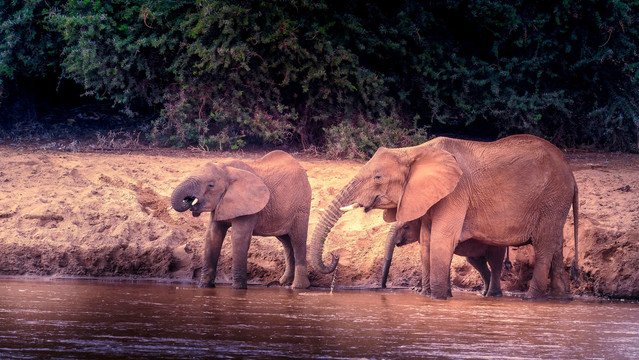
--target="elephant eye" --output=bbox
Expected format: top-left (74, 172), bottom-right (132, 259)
top-left (208, 184), bottom-right (215, 188)
top-left (374, 174), bottom-right (382, 183)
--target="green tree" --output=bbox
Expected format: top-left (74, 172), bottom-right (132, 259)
top-left (3, 0), bottom-right (638, 153)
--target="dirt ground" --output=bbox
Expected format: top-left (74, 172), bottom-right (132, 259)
top-left (1, 144), bottom-right (638, 299)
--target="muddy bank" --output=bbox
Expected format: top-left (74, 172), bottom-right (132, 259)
top-left (0, 146), bottom-right (637, 298)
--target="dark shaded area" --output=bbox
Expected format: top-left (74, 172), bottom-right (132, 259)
top-left (0, 77), bottom-right (152, 147)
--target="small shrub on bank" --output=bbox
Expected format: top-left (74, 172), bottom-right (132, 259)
top-left (325, 116), bottom-right (429, 159)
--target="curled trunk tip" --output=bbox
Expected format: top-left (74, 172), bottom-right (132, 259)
top-left (171, 178), bottom-right (199, 212)
top-left (310, 178), bottom-right (360, 274)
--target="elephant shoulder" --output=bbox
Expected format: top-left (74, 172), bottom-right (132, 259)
top-left (259, 150), bottom-right (297, 164)
top-left (224, 160), bottom-right (255, 174)
top-left (258, 150), bottom-right (306, 173)
top-left (254, 150), bottom-right (310, 191)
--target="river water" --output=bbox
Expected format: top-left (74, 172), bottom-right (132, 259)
top-left (1, 279), bottom-right (638, 359)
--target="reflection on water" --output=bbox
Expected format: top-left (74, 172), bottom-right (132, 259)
top-left (1, 279), bottom-right (638, 359)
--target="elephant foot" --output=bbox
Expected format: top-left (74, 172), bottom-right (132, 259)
top-left (279, 274), bottom-right (294, 286)
top-left (549, 290), bottom-right (573, 301)
top-left (198, 274), bottom-right (216, 288)
top-left (429, 282), bottom-right (449, 300)
top-left (485, 290), bottom-right (503, 297)
top-left (430, 293), bottom-right (448, 300)
top-left (291, 277), bottom-right (310, 289)
top-left (523, 291), bottom-right (547, 301)
top-left (232, 280), bottom-right (248, 289)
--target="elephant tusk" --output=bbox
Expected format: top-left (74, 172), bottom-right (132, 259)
top-left (339, 203), bottom-right (361, 212)
top-left (191, 198), bottom-right (199, 206)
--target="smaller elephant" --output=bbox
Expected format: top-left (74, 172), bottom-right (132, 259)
top-left (382, 220), bottom-right (506, 297)
top-left (170, 150), bottom-right (311, 290)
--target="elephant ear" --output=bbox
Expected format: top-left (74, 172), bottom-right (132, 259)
top-left (214, 167), bottom-right (270, 221)
top-left (396, 147), bottom-right (462, 222)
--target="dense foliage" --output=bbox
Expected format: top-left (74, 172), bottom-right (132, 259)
top-left (1, 0), bottom-right (638, 155)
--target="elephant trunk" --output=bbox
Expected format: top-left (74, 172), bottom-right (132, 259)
top-left (310, 178), bottom-right (360, 274)
top-left (171, 178), bottom-right (199, 212)
top-left (381, 223), bottom-right (399, 288)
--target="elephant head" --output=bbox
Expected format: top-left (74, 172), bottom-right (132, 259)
top-left (170, 162), bottom-right (270, 220)
top-left (310, 142), bottom-right (463, 274)
top-left (381, 220), bottom-right (420, 288)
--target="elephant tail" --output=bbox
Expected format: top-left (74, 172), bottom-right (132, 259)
top-left (503, 247), bottom-right (513, 272)
top-left (570, 179), bottom-right (579, 282)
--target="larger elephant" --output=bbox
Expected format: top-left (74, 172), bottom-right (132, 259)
top-left (382, 219), bottom-right (507, 297)
top-left (171, 150), bottom-right (311, 289)
top-left (311, 135), bottom-right (578, 300)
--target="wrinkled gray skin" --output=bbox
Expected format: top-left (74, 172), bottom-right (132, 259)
top-left (171, 150), bottom-right (311, 290)
top-left (311, 135), bottom-right (579, 300)
top-left (382, 220), bottom-right (506, 297)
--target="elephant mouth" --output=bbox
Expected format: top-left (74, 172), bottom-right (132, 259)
top-left (364, 196), bottom-right (380, 213)
top-left (183, 196), bottom-right (202, 217)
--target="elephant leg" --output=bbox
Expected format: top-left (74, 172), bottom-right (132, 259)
top-left (429, 209), bottom-right (465, 300)
top-left (525, 225), bottom-right (565, 300)
top-left (525, 254), bottom-right (551, 300)
top-left (430, 246), bottom-right (454, 300)
top-left (288, 218), bottom-right (311, 289)
top-left (549, 247), bottom-right (572, 300)
top-left (276, 235), bottom-right (296, 286)
top-left (199, 221), bottom-right (229, 288)
top-left (467, 256), bottom-right (491, 296)
top-left (485, 246), bottom-right (506, 297)
top-left (419, 218), bottom-right (431, 296)
top-left (230, 215), bottom-right (259, 289)
top-left (525, 242), bottom-right (556, 300)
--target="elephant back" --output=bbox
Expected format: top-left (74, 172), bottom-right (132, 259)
top-left (251, 150), bottom-right (311, 217)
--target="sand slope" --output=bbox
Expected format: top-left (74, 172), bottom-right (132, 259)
top-left (0, 146), bottom-right (637, 298)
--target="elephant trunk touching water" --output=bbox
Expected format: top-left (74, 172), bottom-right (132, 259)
top-left (310, 178), bottom-right (362, 274)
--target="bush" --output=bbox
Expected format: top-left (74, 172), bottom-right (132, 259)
top-left (1, 0), bottom-right (638, 153)
top-left (44, 0), bottom-right (397, 150)
top-left (325, 115), bottom-right (429, 159)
